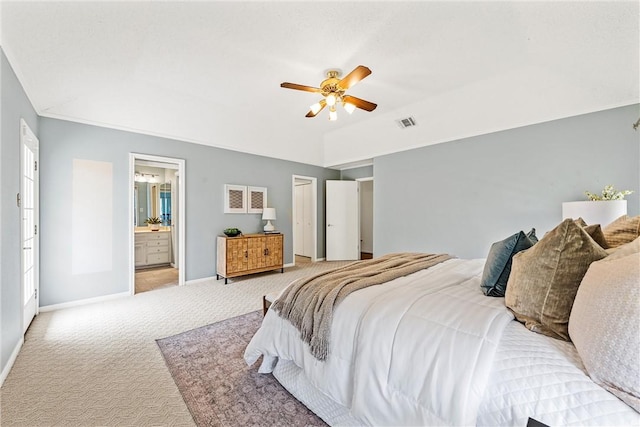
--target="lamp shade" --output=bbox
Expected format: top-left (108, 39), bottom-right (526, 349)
top-left (562, 200), bottom-right (627, 227)
top-left (262, 208), bottom-right (276, 221)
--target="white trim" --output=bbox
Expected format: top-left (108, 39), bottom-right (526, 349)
top-left (328, 159), bottom-right (373, 171)
top-left (0, 337), bottom-right (24, 388)
top-left (37, 109), bottom-right (328, 167)
top-left (283, 262), bottom-right (294, 268)
top-left (185, 276), bottom-right (217, 286)
top-left (135, 159), bottom-right (179, 170)
top-left (39, 292), bottom-right (130, 312)
top-left (292, 175), bottom-right (318, 264)
top-left (129, 153), bottom-right (186, 295)
top-left (315, 257), bottom-right (326, 262)
top-left (355, 176), bottom-right (374, 182)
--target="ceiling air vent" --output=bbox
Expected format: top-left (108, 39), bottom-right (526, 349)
top-left (396, 116), bottom-right (417, 129)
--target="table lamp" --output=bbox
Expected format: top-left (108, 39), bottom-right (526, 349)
top-left (262, 208), bottom-right (276, 232)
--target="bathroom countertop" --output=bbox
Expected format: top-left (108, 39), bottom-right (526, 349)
top-left (134, 227), bottom-right (171, 233)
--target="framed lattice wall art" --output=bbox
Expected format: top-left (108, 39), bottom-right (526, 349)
top-left (247, 186), bottom-right (267, 214)
top-left (224, 184), bottom-right (247, 213)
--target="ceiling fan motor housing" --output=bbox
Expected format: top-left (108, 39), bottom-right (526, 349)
top-left (320, 70), bottom-right (344, 98)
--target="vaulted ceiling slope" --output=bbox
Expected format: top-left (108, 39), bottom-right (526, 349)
top-left (1, 1), bottom-right (638, 167)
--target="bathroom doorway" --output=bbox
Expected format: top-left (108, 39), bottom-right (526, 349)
top-left (129, 153), bottom-right (185, 294)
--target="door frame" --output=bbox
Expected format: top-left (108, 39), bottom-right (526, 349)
top-left (356, 177), bottom-right (374, 257)
top-left (20, 118), bottom-right (39, 332)
top-left (128, 153), bottom-right (186, 294)
top-left (291, 175), bottom-right (318, 264)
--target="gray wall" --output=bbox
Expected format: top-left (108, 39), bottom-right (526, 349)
top-left (1, 49), bottom-right (39, 373)
top-left (39, 117), bottom-right (339, 306)
top-left (340, 165), bottom-right (373, 180)
top-left (374, 104), bottom-right (640, 259)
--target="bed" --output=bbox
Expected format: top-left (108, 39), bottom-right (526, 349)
top-left (244, 218), bottom-right (640, 426)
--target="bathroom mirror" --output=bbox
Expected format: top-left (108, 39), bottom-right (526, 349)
top-left (134, 182), bottom-right (171, 226)
top-left (134, 162), bottom-right (177, 228)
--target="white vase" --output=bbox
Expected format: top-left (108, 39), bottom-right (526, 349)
top-left (148, 223), bottom-right (161, 231)
top-left (562, 200), bottom-right (627, 227)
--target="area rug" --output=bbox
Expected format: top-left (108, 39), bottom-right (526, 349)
top-left (156, 310), bottom-right (326, 427)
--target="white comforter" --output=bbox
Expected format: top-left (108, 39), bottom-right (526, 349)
top-left (245, 258), bottom-right (515, 425)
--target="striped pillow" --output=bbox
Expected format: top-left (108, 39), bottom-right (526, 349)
top-left (603, 215), bottom-right (640, 248)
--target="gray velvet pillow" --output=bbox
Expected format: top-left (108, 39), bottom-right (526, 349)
top-left (505, 219), bottom-right (608, 341)
top-left (480, 228), bottom-right (537, 297)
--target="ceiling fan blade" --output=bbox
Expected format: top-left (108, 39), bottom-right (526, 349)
top-left (337, 65), bottom-right (372, 90)
top-left (343, 95), bottom-right (377, 112)
top-left (305, 99), bottom-right (327, 118)
top-left (281, 82), bottom-right (321, 93)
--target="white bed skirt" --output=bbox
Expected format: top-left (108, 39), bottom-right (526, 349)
top-left (272, 359), bottom-right (364, 426)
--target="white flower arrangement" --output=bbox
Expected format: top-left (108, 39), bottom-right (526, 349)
top-left (584, 185), bottom-right (633, 201)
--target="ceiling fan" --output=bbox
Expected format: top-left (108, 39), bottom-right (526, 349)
top-left (280, 65), bottom-right (377, 120)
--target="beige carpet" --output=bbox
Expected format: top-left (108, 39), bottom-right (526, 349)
top-left (0, 261), bottom-right (350, 426)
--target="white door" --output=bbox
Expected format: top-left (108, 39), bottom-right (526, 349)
top-left (326, 180), bottom-right (359, 261)
top-left (21, 119), bottom-right (39, 333)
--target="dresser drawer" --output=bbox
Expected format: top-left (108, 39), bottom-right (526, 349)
top-left (146, 232), bottom-right (170, 240)
top-left (147, 246), bottom-right (168, 254)
top-left (147, 239), bottom-right (168, 247)
top-left (147, 253), bottom-right (170, 264)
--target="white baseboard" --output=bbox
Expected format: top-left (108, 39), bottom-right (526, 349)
top-left (185, 275), bottom-right (218, 286)
top-left (284, 262), bottom-right (294, 268)
top-left (314, 257), bottom-right (326, 262)
top-left (39, 292), bottom-right (130, 312)
top-left (0, 337), bottom-right (24, 387)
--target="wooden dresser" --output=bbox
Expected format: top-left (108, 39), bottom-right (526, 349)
top-left (216, 233), bottom-right (284, 284)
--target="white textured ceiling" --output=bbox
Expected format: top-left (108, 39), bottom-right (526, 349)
top-left (1, 1), bottom-right (638, 167)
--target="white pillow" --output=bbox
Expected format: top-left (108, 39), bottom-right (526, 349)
top-left (569, 251), bottom-right (640, 412)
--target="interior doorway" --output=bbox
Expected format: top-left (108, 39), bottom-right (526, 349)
top-left (129, 153), bottom-right (185, 294)
top-left (357, 177), bottom-right (374, 259)
top-left (292, 175), bottom-right (318, 264)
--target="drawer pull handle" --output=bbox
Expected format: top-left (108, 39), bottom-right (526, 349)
top-left (244, 251), bottom-right (248, 258)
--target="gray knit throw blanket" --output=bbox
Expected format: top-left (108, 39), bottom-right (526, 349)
top-left (271, 252), bottom-right (453, 360)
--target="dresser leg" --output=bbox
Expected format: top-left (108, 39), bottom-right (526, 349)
top-left (225, 277), bottom-right (228, 285)
top-left (216, 274), bottom-right (220, 280)
top-left (281, 267), bottom-right (284, 273)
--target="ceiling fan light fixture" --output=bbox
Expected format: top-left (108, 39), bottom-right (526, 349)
top-left (343, 102), bottom-right (356, 114)
top-left (281, 65), bottom-right (376, 119)
top-left (310, 102), bottom-right (323, 115)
